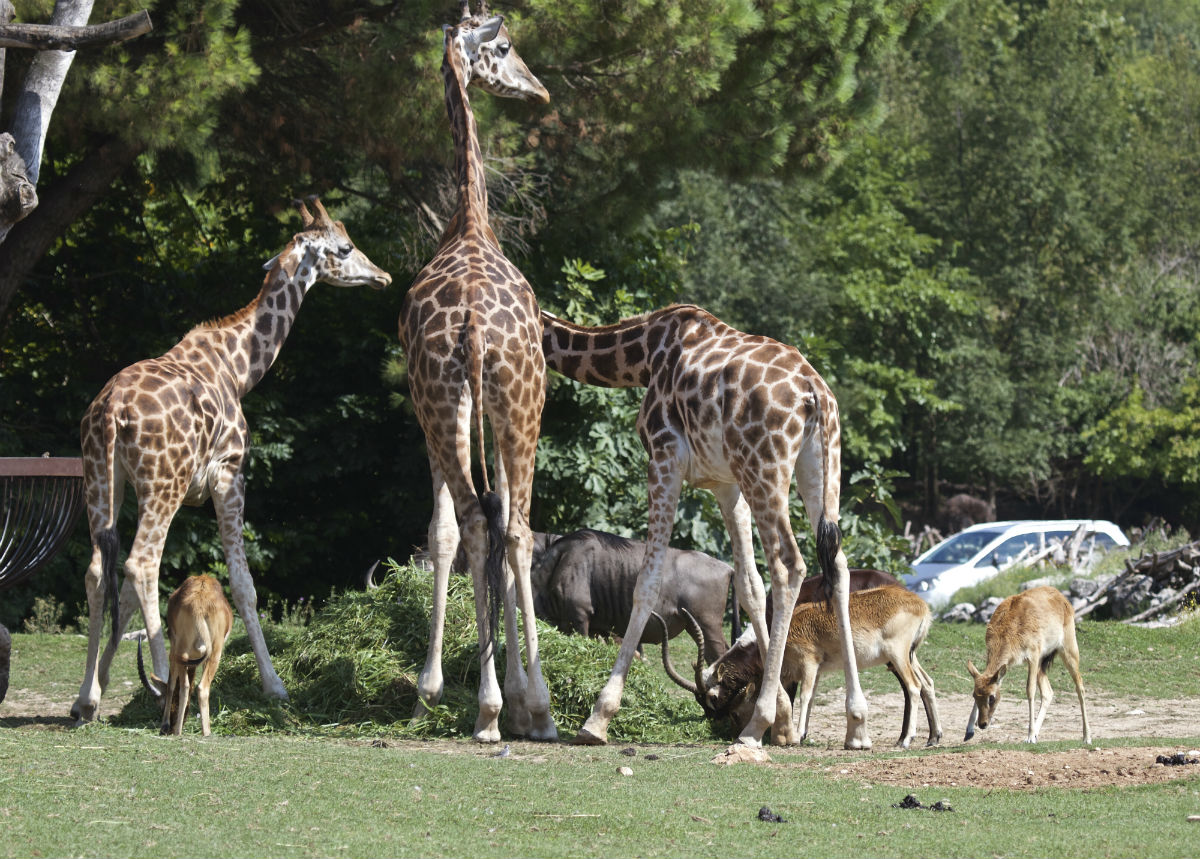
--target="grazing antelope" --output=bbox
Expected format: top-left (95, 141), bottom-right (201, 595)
top-left (965, 585), bottom-right (1091, 744)
top-left (662, 584), bottom-right (942, 748)
top-left (138, 575), bottom-right (233, 736)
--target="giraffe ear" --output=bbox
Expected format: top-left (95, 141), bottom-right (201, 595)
top-left (262, 254), bottom-right (280, 271)
top-left (477, 15), bottom-right (503, 42)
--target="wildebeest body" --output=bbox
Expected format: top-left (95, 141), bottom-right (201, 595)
top-left (531, 528), bottom-right (732, 663)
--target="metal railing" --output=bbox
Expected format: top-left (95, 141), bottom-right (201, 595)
top-left (0, 457), bottom-right (86, 593)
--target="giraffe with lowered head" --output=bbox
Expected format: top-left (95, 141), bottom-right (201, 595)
top-left (399, 2), bottom-right (555, 742)
top-left (542, 304), bottom-right (871, 749)
top-left (72, 198), bottom-right (391, 723)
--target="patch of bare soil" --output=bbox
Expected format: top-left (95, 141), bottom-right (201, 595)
top-left (768, 689), bottom-right (1200, 789)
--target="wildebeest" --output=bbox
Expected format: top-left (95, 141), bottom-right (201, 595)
top-left (530, 528), bottom-right (733, 664)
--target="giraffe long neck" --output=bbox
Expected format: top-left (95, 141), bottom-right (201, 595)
top-left (540, 310), bottom-right (658, 388)
top-left (199, 245), bottom-right (314, 397)
top-left (441, 43), bottom-right (490, 243)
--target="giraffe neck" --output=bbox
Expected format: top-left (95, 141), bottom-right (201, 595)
top-left (199, 242), bottom-right (315, 396)
top-left (540, 310), bottom-right (660, 388)
top-left (441, 41), bottom-right (491, 244)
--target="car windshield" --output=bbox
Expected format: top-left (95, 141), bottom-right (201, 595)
top-left (973, 530), bottom-right (1074, 568)
top-left (921, 529), bottom-right (1005, 565)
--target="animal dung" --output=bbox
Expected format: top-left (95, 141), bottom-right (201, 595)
top-left (757, 806), bottom-right (787, 823)
top-left (892, 794), bottom-right (954, 811)
top-left (1155, 753), bottom-right (1199, 766)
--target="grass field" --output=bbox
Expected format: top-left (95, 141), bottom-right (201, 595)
top-left (1, 568), bottom-right (1199, 858)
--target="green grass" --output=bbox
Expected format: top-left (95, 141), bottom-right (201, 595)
top-left (1, 727), bottom-right (1198, 859)
top-left (4, 565), bottom-right (1200, 858)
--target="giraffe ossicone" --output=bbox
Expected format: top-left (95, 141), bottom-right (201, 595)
top-left (71, 197), bottom-right (390, 725)
top-left (541, 303), bottom-right (871, 750)
top-left (400, 4), bottom-right (554, 743)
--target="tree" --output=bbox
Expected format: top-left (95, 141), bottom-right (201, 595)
top-left (0, 0), bottom-right (150, 246)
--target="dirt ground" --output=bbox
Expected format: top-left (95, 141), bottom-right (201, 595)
top-left (734, 688), bottom-right (1200, 790)
top-left (4, 680), bottom-right (1198, 791)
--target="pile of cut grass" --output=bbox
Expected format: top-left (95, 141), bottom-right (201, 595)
top-left (114, 560), bottom-right (723, 743)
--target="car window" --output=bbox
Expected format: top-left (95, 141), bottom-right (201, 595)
top-left (923, 530), bottom-right (1005, 564)
top-left (972, 530), bottom-right (1076, 567)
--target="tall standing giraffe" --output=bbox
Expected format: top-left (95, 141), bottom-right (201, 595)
top-left (541, 303), bottom-right (871, 749)
top-left (72, 198), bottom-right (391, 723)
top-left (399, 3), bottom-right (555, 743)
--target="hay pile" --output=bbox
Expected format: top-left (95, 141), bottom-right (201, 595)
top-left (116, 560), bottom-right (719, 742)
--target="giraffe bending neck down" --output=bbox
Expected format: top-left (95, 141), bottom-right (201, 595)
top-left (542, 304), bottom-right (871, 749)
top-left (400, 3), bottom-right (556, 743)
top-left (72, 198), bottom-right (391, 724)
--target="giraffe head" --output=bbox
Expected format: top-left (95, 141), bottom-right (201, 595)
top-left (446, 2), bottom-right (549, 104)
top-left (265, 196), bottom-right (392, 290)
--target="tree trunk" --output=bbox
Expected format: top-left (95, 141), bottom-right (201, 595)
top-left (0, 135), bottom-right (144, 319)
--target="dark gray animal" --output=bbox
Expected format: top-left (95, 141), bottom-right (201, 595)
top-left (530, 528), bottom-right (732, 663)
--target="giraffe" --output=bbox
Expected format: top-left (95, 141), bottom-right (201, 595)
top-left (71, 197), bottom-right (391, 724)
top-left (541, 303), bottom-right (871, 749)
top-left (398, 3), bottom-right (555, 743)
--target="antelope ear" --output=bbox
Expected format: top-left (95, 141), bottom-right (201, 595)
top-left (995, 664), bottom-right (1007, 681)
top-left (966, 659), bottom-right (980, 679)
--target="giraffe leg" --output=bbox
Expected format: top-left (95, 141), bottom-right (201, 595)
top-left (793, 452), bottom-right (870, 749)
top-left (740, 507), bottom-right (801, 747)
top-left (713, 487), bottom-right (765, 645)
top-left (210, 468), bottom-right (287, 701)
top-left (506, 511), bottom-right (556, 740)
top-left (490, 455), bottom-right (533, 738)
top-left (413, 474), bottom-right (457, 722)
top-left (73, 540), bottom-right (113, 723)
top-left (459, 504), bottom-right (503, 742)
top-left (493, 425), bottom-right (556, 742)
top-left (576, 454), bottom-right (682, 745)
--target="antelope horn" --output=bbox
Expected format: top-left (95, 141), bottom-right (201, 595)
top-left (137, 639), bottom-right (165, 700)
top-left (653, 612), bottom-right (697, 694)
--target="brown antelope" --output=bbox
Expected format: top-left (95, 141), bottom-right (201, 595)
top-left (662, 584), bottom-right (942, 748)
top-left (965, 585), bottom-right (1091, 744)
top-left (138, 575), bottom-right (233, 736)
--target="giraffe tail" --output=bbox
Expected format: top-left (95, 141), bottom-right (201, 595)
top-left (480, 490), bottom-right (505, 657)
top-left (815, 517), bottom-right (842, 607)
top-left (97, 527), bottom-right (121, 645)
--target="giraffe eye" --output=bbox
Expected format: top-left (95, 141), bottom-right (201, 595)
top-left (336, 243), bottom-right (353, 258)
top-left (495, 42), bottom-right (510, 58)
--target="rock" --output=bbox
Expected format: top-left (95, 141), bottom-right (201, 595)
top-left (617, 766), bottom-right (633, 776)
top-left (940, 603), bottom-right (976, 623)
top-left (973, 597), bottom-right (1005, 624)
top-left (711, 743), bottom-right (773, 765)
top-left (1020, 577), bottom-right (1056, 592)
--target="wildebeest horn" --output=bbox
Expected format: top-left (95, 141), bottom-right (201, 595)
top-left (364, 560), bottom-right (380, 590)
top-left (136, 639), bottom-right (165, 700)
top-left (653, 612), bottom-right (697, 694)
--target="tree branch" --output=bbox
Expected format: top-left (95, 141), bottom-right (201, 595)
top-left (0, 9), bottom-right (150, 51)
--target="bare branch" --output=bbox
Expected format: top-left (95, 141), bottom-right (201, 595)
top-left (0, 9), bottom-right (150, 51)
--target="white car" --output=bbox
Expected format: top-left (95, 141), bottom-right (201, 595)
top-left (904, 519), bottom-right (1129, 605)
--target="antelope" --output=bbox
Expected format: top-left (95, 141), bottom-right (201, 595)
top-left (138, 575), bottom-right (233, 736)
top-left (662, 584), bottom-right (942, 748)
top-left (965, 585), bottom-right (1091, 744)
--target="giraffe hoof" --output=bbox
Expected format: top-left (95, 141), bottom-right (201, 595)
top-left (571, 726), bottom-right (607, 746)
